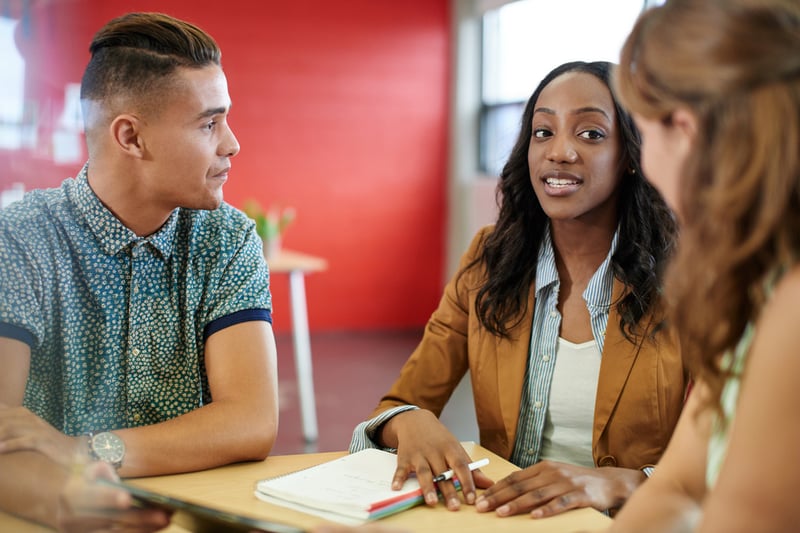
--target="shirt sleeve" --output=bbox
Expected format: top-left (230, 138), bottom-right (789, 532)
top-left (349, 405), bottom-right (420, 453)
top-left (202, 219), bottom-right (272, 333)
top-left (0, 223), bottom-right (44, 348)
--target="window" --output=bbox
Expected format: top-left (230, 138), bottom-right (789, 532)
top-left (479, 0), bottom-right (651, 177)
top-left (0, 16), bottom-right (25, 149)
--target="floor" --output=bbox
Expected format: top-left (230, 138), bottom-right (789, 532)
top-left (271, 329), bottom-right (479, 456)
top-left (271, 329), bottom-right (418, 455)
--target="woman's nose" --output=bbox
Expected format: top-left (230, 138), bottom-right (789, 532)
top-left (547, 134), bottom-right (578, 163)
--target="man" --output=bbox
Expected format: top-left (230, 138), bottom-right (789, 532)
top-left (0, 12), bottom-right (278, 530)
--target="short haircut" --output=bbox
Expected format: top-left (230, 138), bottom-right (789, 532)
top-left (80, 12), bottom-right (221, 105)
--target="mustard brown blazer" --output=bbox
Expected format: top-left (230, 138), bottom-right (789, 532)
top-left (371, 226), bottom-right (687, 470)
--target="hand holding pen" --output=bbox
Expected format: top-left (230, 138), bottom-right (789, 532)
top-left (381, 410), bottom-right (495, 512)
top-left (432, 458), bottom-right (490, 484)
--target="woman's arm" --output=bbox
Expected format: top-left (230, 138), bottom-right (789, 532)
top-left (698, 268), bottom-right (800, 532)
top-left (609, 383), bottom-right (710, 532)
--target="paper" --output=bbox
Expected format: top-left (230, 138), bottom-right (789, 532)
top-left (255, 449), bottom-right (426, 525)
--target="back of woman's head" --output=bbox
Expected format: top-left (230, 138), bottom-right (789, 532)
top-left (615, 0), bottom-right (800, 394)
top-left (472, 61), bottom-right (675, 340)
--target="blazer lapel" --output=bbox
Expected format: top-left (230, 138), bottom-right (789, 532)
top-left (496, 283), bottom-right (536, 455)
top-left (593, 278), bottom-right (642, 444)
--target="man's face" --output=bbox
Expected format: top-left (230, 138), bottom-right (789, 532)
top-left (138, 64), bottom-right (239, 212)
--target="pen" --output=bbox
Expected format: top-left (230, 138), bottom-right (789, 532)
top-left (432, 457), bottom-right (490, 483)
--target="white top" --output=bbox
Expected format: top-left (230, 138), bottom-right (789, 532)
top-left (539, 337), bottom-right (601, 468)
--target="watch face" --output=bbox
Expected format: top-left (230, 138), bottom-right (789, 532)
top-left (92, 432), bottom-right (125, 465)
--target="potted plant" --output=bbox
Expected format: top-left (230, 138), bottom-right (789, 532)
top-left (242, 200), bottom-right (295, 259)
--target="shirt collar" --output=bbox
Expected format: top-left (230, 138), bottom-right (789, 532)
top-left (534, 223), bottom-right (620, 308)
top-left (68, 164), bottom-right (178, 258)
top-left (584, 227), bottom-right (619, 312)
top-left (535, 226), bottom-right (559, 294)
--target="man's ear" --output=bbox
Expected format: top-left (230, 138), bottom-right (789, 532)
top-left (109, 114), bottom-right (145, 158)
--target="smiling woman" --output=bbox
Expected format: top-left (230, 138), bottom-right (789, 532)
top-left (349, 61), bottom-right (687, 520)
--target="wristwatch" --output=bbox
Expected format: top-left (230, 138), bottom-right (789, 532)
top-left (87, 431), bottom-right (126, 470)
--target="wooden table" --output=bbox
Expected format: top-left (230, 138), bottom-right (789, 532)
top-left (266, 248), bottom-right (328, 443)
top-left (0, 443), bottom-right (611, 532)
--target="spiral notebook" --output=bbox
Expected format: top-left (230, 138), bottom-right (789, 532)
top-left (254, 448), bottom-right (433, 526)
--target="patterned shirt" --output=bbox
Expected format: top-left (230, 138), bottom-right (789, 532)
top-left (0, 165), bottom-right (272, 435)
top-left (349, 226), bottom-right (617, 465)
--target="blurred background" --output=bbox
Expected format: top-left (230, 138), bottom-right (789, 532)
top-left (0, 0), bottom-right (660, 453)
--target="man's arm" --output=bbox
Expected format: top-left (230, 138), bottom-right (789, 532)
top-left (111, 319), bottom-right (279, 477)
top-left (0, 337), bottom-right (68, 527)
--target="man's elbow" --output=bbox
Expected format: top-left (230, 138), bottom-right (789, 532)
top-left (238, 413), bottom-right (278, 461)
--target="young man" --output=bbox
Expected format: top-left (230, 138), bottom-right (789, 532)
top-left (0, 12), bottom-right (279, 530)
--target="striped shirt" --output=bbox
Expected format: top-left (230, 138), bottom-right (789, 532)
top-left (350, 226), bottom-right (617, 468)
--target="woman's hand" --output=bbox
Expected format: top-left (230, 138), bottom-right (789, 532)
top-left (475, 461), bottom-right (645, 518)
top-left (379, 409), bottom-right (494, 511)
top-left (57, 461), bottom-right (171, 532)
top-left (0, 404), bottom-right (83, 467)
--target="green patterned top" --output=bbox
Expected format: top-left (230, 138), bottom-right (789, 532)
top-left (0, 165), bottom-right (272, 435)
top-left (706, 322), bottom-right (754, 488)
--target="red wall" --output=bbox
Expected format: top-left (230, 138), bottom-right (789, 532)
top-left (0, 0), bottom-right (450, 333)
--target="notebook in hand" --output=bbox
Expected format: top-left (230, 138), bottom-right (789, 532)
top-left (255, 448), bottom-right (444, 526)
top-left (98, 478), bottom-right (304, 533)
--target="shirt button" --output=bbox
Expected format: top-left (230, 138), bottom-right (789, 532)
top-left (527, 448), bottom-right (535, 455)
top-left (534, 400), bottom-right (543, 408)
top-left (542, 354), bottom-right (551, 362)
top-left (549, 310), bottom-right (558, 318)
top-left (132, 412), bottom-right (141, 422)
top-left (132, 348), bottom-right (140, 356)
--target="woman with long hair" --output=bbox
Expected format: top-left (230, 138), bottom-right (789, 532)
top-left (609, 0), bottom-right (800, 530)
top-left (350, 61), bottom-right (686, 518)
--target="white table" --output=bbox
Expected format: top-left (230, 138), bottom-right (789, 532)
top-left (266, 248), bottom-right (328, 442)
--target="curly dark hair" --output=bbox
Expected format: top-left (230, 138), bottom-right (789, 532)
top-left (462, 61), bottom-right (677, 341)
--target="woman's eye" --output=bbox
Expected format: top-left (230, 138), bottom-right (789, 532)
top-left (579, 129), bottom-right (605, 140)
top-left (533, 128), bottom-right (551, 139)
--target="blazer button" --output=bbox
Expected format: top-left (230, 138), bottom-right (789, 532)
top-left (598, 455), bottom-right (617, 467)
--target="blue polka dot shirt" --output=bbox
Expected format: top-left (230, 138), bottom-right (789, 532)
top-left (0, 165), bottom-right (272, 435)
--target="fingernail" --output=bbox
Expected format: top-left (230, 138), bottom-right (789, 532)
top-left (465, 492), bottom-right (475, 505)
top-left (391, 480), bottom-right (401, 490)
top-left (425, 492), bottom-right (438, 504)
top-left (531, 509), bottom-right (544, 518)
top-left (497, 504), bottom-right (510, 516)
top-left (475, 499), bottom-right (488, 512)
top-left (448, 497), bottom-right (460, 510)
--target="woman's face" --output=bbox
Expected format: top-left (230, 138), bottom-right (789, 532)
top-left (633, 112), bottom-right (693, 217)
top-left (528, 71), bottom-right (623, 227)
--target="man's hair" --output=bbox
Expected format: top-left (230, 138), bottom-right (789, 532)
top-left (80, 12), bottom-right (221, 104)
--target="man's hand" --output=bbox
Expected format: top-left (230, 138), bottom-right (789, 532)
top-left (475, 460), bottom-right (646, 518)
top-left (0, 404), bottom-right (83, 466)
top-left (58, 461), bottom-right (171, 533)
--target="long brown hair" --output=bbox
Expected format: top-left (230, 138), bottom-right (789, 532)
top-left (614, 0), bottom-right (800, 408)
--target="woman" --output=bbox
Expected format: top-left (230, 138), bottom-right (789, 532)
top-left (349, 61), bottom-right (686, 518)
top-left (609, 0), bottom-right (800, 531)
